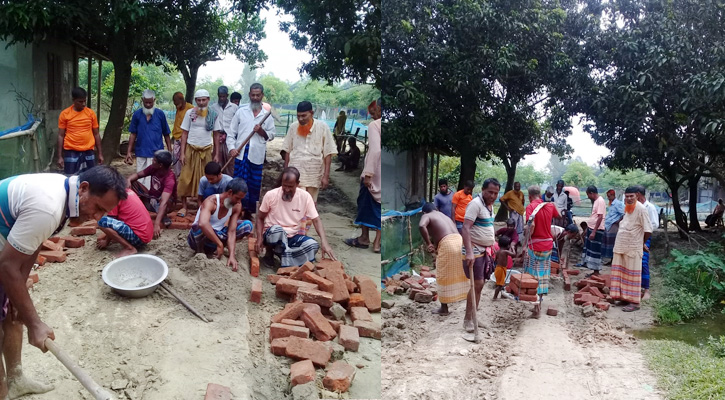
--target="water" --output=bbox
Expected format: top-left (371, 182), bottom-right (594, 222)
top-left (631, 312), bottom-right (725, 346)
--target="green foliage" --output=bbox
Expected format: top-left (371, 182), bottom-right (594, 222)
top-left (653, 288), bottom-right (713, 325)
top-left (664, 246), bottom-right (725, 302)
top-left (561, 161), bottom-right (598, 188)
top-left (437, 156), bottom-right (548, 189)
top-left (259, 75), bottom-right (293, 104)
top-left (707, 336), bottom-right (725, 358)
top-left (642, 340), bottom-right (725, 400)
top-left (598, 168), bottom-right (667, 193)
top-left (289, 79), bottom-right (380, 109)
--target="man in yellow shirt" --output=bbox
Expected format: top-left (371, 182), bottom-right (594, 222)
top-left (57, 87), bottom-right (104, 175)
top-left (171, 92), bottom-right (194, 178)
top-left (499, 181), bottom-right (525, 235)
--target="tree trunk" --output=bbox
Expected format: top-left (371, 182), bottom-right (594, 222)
top-left (494, 159), bottom-right (517, 222)
top-left (668, 183), bottom-right (688, 238)
top-left (688, 175), bottom-right (701, 232)
top-left (100, 59), bottom-right (132, 164)
top-left (181, 63), bottom-right (200, 104)
top-left (458, 150), bottom-right (477, 190)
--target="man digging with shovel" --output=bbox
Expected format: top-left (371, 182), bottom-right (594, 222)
top-left (0, 166), bottom-right (126, 398)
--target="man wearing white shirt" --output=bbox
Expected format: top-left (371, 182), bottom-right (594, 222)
top-left (550, 180), bottom-right (570, 226)
top-left (636, 185), bottom-right (659, 300)
top-left (210, 86), bottom-right (238, 176)
top-left (227, 83), bottom-right (276, 215)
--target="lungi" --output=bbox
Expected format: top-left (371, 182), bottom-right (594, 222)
top-left (187, 220), bottom-right (253, 250)
top-left (98, 216), bottom-right (144, 247)
top-left (436, 234), bottom-right (468, 304)
top-left (178, 143), bottom-right (213, 198)
top-left (136, 156), bottom-right (153, 189)
top-left (583, 228), bottom-right (604, 271)
top-left (354, 180), bottom-right (381, 230)
top-left (218, 133), bottom-right (234, 176)
top-left (461, 246), bottom-right (494, 281)
top-left (510, 210), bottom-right (524, 235)
top-left (235, 144), bottom-right (263, 214)
top-left (602, 224), bottom-right (619, 259)
top-left (172, 139), bottom-right (182, 178)
top-left (63, 149), bottom-right (96, 175)
top-left (642, 238), bottom-right (651, 289)
top-left (525, 248), bottom-right (551, 295)
top-left (610, 251), bottom-right (642, 303)
top-left (263, 225), bottom-right (319, 267)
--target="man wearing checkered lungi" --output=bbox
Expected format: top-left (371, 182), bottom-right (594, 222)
top-left (579, 186), bottom-right (606, 277)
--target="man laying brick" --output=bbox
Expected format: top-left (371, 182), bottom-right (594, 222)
top-left (187, 178), bottom-right (253, 271)
top-left (255, 167), bottom-right (336, 267)
top-left (126, 149), bottom-right (176, 239)
top-left (97, 188), bottom-right (153, 257)
top-left (0, 166), bottom-right (125, 398)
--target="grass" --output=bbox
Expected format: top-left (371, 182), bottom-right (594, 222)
top-left (641, 340), bottom-right (725, 399)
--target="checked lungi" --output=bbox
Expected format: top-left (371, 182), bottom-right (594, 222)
top-left (610, 251), bottom-right (643, 304)
top-left (263, 225), bottom-right (319, 267)
top-left (187, 220), bottom-right (253, 250)
top-left (525, 248), bottom-right (551, 295)
top-left (63, 149), bottom-right (96, 175)
top-left (602, 226), bottom-right (618, 260)
top-left (583, 228), bottom-right (605, 271)
top-left (234, 144), bottom-right (263, 214)
top-left (98, 216), bottom-right (144, 247)
top-left (641, 238), bottom-right (651, 289)
top-left (510, 210), bottom-right (524, 236)
top-left (354, 180), bottom-right (381, 230)
top-left (436, 233), bottom-right (468, 304)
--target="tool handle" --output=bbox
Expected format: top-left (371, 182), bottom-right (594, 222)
top-left (160, 282), bottom-right (211, 323)
top-left (221, 111), bottom-right (273, 171)
top-left (45, 339), bottom-right (115, 400)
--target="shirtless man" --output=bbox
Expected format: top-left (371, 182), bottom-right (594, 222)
top-left (419, 202), bottom-right (468, 316)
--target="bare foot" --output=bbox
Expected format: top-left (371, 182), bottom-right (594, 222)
top-left (115, 247), bottom-right (138, 258)
top-left (642, 290), bottom-right (651, 301)
top-left (431, 306), bottom-right (449, 316)
top-left (463, 319), bottom-right (474, 333)
top-left (96, 236), bottom-right (109, 250)
top-left (8, 373), bottom-right (54, 399)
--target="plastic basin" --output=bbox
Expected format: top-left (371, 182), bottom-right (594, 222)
top-left (102, 254), bottom-right (168, 298)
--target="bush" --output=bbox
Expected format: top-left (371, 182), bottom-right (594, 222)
top-left (707, 335), bottom-right (725, 358)
top-left (653, 288), bottom-right (713, 324)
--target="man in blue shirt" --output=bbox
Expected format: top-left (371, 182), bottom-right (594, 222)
top-left (434, 179), bottom-right (454, 218)
top-left (602, 189), bottom-right (624, 264)
top-left (125, 89), bottom-right (172, 188)
top-left (197, 161), bottom-right (234, 205)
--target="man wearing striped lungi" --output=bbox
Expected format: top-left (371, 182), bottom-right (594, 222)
top-left (579, 186), bottom-right (606, 277)
top-left (524, 185), bottom-right (560, 318)
top-left (610, 187), bottom-right (652, 312)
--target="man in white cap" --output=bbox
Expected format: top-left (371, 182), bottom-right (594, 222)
top-left (227, 83), bottom-right (275, 216)
top-left (177, 89), bottom-right (221, 217)
top-left (125, 89), bottom-right (172, 188)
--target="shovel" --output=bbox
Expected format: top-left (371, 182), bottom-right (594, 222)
top-left (462, 260), bottom-right (482, 343)
top-left (159, 281), bottom-right (212, 323)
top-left (44, 338), bottom-right (115, 400)
top-left (221, 111), bottom-right (272, 172)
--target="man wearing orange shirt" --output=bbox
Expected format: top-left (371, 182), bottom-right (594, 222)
top-left (57, 87), bottom-right (104, 175)
top-left (451, 180), bottom-right (474, 234)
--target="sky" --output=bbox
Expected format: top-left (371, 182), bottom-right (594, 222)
top-left (522, 117), bottom-right (611, 170)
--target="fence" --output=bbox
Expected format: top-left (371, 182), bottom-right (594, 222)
top-left (381, 207), bottom-right (426, 280)
top-left (0, 117), bottom-right (52, 180)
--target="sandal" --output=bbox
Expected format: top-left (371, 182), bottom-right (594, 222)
top-left (585, 272), bottom-right (600, 278)
top-left (622, 304), bottom-right (640, 312)
top-left (344, 238), bottom-right (369, 249)
top-left (177, 208), bottom-right (187, 217)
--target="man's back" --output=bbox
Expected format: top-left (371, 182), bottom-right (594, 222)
top-left (424, 210), bottom-right (458, 239)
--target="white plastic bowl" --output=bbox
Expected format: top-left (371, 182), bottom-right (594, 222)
top-left (102, 254), bottom-right (168, 298)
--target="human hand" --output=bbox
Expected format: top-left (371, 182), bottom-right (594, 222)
top-left (213, 155), bottom-right (220, 164)
top-left (227, 256), bottom-right (238, 272)
top-left (153, 224), bottom-right (162, 239)
top-left (427, 243), bottom-right (435, 253)
top-left (215, 244), bottom-right (224, 259)
top-left (643, 243), bottom-right (649, 252)
top-left (253, 124), bottom-right (263, 134)
top-left (229, 149), bottom-right (239, 158)
top-left (321, 176), bottom-right (330, 190)
top-left (97, 153), bottom-right (104, 165)
top-left (363, 175), bottom-right (372, 188)
top-left (124, 154), bottom-right (133, 165)
top-left (57, 157), bottom-right (64, 170)
top-left (28, 321), bottom-right (55, 353)
top-left (321, 244), bottom-right (337, 260)
top-left (589, 232), bottom-right (596, 240)
top-left (255, 239), bottom-right (263, 255)
top-left (466, 253), bottom-right (475, 269)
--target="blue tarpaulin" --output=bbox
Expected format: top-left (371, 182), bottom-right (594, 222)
top-left (0, 114), bottom-right (35, 138)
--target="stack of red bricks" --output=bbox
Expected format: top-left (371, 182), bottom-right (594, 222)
top-left (572, 273), bottom-right (613, 311)
top-left (503, 273), bottom-right (539, 302)
top-left (36, 225), bottom-right (91, 266)
top-left (247, 238), bottom-right (260, 279)
top-left (382, 269), bottom-right (438, 303)
top-left (149, 210), bottom-right (197, 230)
top-left (265, 259), bottom-right (380, 393)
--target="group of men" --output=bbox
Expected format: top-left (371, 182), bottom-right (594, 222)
top-left (421, 177), bottom-right (659, 330)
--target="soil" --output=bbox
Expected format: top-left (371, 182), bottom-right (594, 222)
top-left (20, 139), bottom-right (381, 399)
top-left (381, 225), bottom-right (664, 400)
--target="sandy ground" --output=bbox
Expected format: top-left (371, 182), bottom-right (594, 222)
top-left (382, 229), bottom-right (663, 400)
top-left (19, 140), bottom-right (381, 399)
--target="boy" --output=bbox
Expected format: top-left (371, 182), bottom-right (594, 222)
top-left (97, 188), bottom-right (154, 257)
top-left (493, 235), bottom-right (516, 299)
top-left (495, 218), bottom-right (520, 249)
top-left (126, 149), bottom-right (176, 239)
top-left (197, 161), bottom-right (233, 204)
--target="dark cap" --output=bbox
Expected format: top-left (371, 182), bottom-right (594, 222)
top-left (297, 101), bottom-right (313, 112)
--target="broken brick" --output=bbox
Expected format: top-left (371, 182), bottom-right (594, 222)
top-left (285, 336), bottom-right (333, 367)
top-left (564, 269), bottom-right (580, 276)
top-left (61, 236), bottom-right (85, 248)
top-left (36, 255), bottom-right (46, 266)
top-left (301, 308), bottom-right (337, 341)
top-left (595, 302), bottom-right (610, 311)
top-left (316, 259), bottom-right (343, 271)
top-left (267, 274), bottom-right (284, 284)
top-left (290, 360), bottom-right (316, 386)
top-left (38, 250), bottom-right (65, 263)
top-left (277, 266), bottom-right (299, 276)
top-left (41, 240), bottom-right (62, 252)
top-left (301, 271), bottom-right (334, 293)
top-left (349, 307), bottom-right (373, 322)
top-left (546, 307), bottom-right (558, 316)
top-left (282, 319), bottom-right (306, 327)
top-left (420, 266), bottom-right (430, 272)
top-left (29, 272), bottom-right (39, 284)
top-left (345, 280), bottom-right (357, 294)
top-left (204, 383), bottom-right (232, 400)
top-left (326, 268), bottom-right (350, 303)
top-left (323, 361), bottom-right (356, 393)
top-left (337, 324), bottom-right (360, 351)
top-left (271, 337), bottom-right (290, 356)
top-left (414, 290), bottom-right (434, 303)
top-left (353, 276), bottom-right (381, 312)
top-left (250, 279), bottom-right (262, 303)
top-left (70, 226), bottom-right (96, 236)
top-left (348, 293), bottom-right (365, 308)
top-left (326, 319), bottom-right (342, 333)
top-left (296, 287), bottom-right (334, 308)
top-left (353, 320), bottom-right (381, 340)
top-left (588, 286), bottom-right (605, 299)
top-left (290, 262), bottom-right (315, 280)
top-left (275, 278), bottom-right (318, 296)
top-left (270, 322), bottom-right (310, 342)
top-left (420, 271), bottom-right (433, 278)
top-left (271, 302), bottom-right (306, 323)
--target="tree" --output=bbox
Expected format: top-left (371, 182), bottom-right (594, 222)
top-left (259, 75), bottom-right (293, 104)
top-left (547, 155), bottom-right (569, 185)
top-left (236, 64), bottom-right (259, 101)
top-left (562, 161), bottom-right (598, 189)
top-left (598, 168), bottom-right (666, 193)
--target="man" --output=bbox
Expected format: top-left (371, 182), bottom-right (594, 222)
top-left (57, 87), bottom-right (104, 175)
top-left (637, 185), bottom-right (659, 300)
top-left (197, 161), bottom-right (233, 204)
top-left (283, 101), bottom-right (338, 203)
top-left (523, 185), bottom-right (560, 318)
top-left (227, 83), bottom-right (276, 214)
top-left (97, 188), bottom-right (153, 257)
top-left (543, 187), bottom-right (555, 202)
top-left (550, 180), bottom-right (571, 226)
top-left (602, 189), bottom-right (625, 264)
top-left (211, 86), bottom-right (239, 177)
top-left (126, 150), bottom-right (176, 239)
top-left (452, 181), bottom-right (475, 233)
top-left (255, 168), bottom-right (336, 267)
top-left (336, 137), bottom-right (361, 171)
top-left (187, 178), bottom-right (253, 272)
top-left (706, 199), bottom-right (725, 227)
top-left (230, 92), bottom-right (242, 106)
top-left (579, 186), bottom-right (606, 276)
top-left (419, 202), bottom-right (467, 316)
top-left (461, 178), bottom-right (499, 332)
top-left (550, 223), bottom-right (580, 265)
top-left (171, 92), bottom-right (195, 178)
top-left (333, 110), bottom-right (348, 153)
top-left (500, 181), bottom-right (526, 235)
top-left (0, 166), bottom-right (125, 398)
top-left (434, 179), bottom-right (454, 219)
top-left (125, 89), bottom-right (172, 188)
top-left (610, 187), bottom-right (653, 312)
top-left (344, 99), bottom-right (382, 253)
top-left (178, 89), bottom-right (222, 217)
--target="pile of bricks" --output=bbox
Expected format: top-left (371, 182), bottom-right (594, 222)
top-left (149, 210), bottom-right (197, 230)
top-left (265, 259), bottom-right (380, 393)
top-left (36, 227), bottom-right (90, 266)
top-left (247, 238), bottom-right (260, 278)
top-left (571, 273), bottom-right (613, 313)
top-left (503, 273), bottom-right (539, 302)
top-left (382, 267), bottom-right (438, 304)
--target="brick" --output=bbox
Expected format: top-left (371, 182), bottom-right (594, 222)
top-left (353, 320), bottom-right (381, 340)
top-left (408, 288), bottom-right (424, 300)
top-left (250, 279), bottom-right (262, 303)
top-left (564, 269), bottom-right (580, 276)
top-left (281, 319), bottom-right (306, 327)
top-left (504, 285), bottom-right (512, 293)
top-left (349, 307), bottom-right (373, 322)
top-left (551, 261), bottom-right (560, 271)
top-left (285, 336), bottom-right (333, 367)
top-left (248, 237), bottom-right (256, 252)
top-left (316, 259), bottom-right (343, 271)
top-left (41, 240), bottom-right (62, 252)
top-left (546, 307), bottom-right (558, 316)
top-left (39, 250), bottom-right (65, 263)
top-left (327, 319), bottom-right (343, 333)
top-left (25, 278), bottom-right (33, 289)
top-left (56, 239), bottom-right (66, 249)
top-left (590, 274), bottom-right (606, 283)
top-left (70, 226), bottom-right (97, 236)
top-left (302, 303), bottom-right (321, 315)
top-left (329, 303), bottom-right (347, 321)
top-left (595, 302), bottom-right (610, 311)
top-left (338, 324), bottom-right (360, 351)
top-left (29, 272), bottom-right (39, 284)
top-left (326, 269), bottom-right (350, 303)
top-left (510, 273), bottom-right (538, 289)
top-left (583, 301), bottom-right (593, 307)
top-left (36, 255), bottom-right (46, 266)
top-left (290, 360), bottom-right (316, 386)
top-left (290, 262), bottom-right (315, 280)
top-left (277, 266), bottom-right (299, 276)
top-left (250, 255), bottom-right (260, 277)
top-left (301, 271), bottom-right (334, 293)
top-left (421, 271), bottom-right (433, 278)
top-left (588, 286), bottom-right (605, 299)
top-left (271, 302), bottom-right (306, 323)
top-left (270, 322), bottom-right (310, 342)
top-left (348, 293), bottom-right (365, 308)
top-left (414, 290), bottom-right (434, 303)
top-left (204, 383), bottom-right (232, 400)
top-left (168, 221), bottom-right (190, 230)
top-left (61, 236), bottom-right (85, 248)
top-left (271, 337), bottom-right (290, 356)
top-left (301, 308), bottom-right (337, 341)
top-left (267, 274), bottom-right (283, 284)
top-left (420, 266), bottom-right (430, 272)
top-left (519, 293), bottom-right (538, 302)
top-left (353, 276), bottom-right (381, 312)
top-left (47, 237), bottom-right (62, 243)
top-left (345, 280), bottom-right (357, 294)
top-left (297, 287), bottom-right (334, 308)
top-left (275, 278), bottom-right (318, 296)
top-left (322, 361), bottom-right (356, 393)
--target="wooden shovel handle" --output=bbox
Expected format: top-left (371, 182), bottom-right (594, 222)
top-left (44, 338), bottom-right (115, 400)
top-left (221, 111), bottom-right (273, 171)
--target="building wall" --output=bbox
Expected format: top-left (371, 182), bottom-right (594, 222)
top-left (0, 41), bottom-right (34, 129)
top-left (382, 149), bottom-right (427, 211)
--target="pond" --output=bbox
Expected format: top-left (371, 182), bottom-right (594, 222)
top-left (631, 311), bottom-right (725, 346)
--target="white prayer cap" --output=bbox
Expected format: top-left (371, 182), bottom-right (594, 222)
top-left (194, 89), bottom-right (210, 98)
top-left (142, 89), bottom-right (155, 99)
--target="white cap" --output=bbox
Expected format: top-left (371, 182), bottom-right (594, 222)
top-left (142, 89), bottom-right (155, 99)
top-left (194, 89), bottom-right (210, 98)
